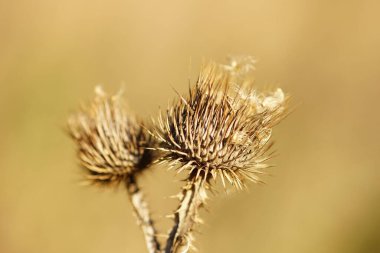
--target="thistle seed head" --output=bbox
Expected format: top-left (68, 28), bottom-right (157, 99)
top-left (67, 87), bottom-right (154, 186)
top-left (153, 59), bottom-right (288, 189)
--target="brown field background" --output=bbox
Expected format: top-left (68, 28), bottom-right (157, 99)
top-left (1, 1), bottom-right (379, 252)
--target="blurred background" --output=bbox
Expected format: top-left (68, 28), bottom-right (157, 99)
top-left (1, 0), bottom-right (379, 252)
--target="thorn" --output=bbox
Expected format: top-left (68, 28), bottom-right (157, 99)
top-left (165, 214), bottom-right (175, 219)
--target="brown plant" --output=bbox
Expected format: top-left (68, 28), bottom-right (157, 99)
top-left (152, 59), bottom-right (288, 252)
top-left (67, 87), bottom-right (161, 253)
top-left (67, 57), bottom-right (289, 253)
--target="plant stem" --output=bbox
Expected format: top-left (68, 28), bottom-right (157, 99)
top-left (165, 177), bottom-right (207, 253)
top-left (126, 175), bottom-right (161, 253)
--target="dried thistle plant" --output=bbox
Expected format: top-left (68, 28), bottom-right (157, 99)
top-left (67, 87), bottom-right (161, 253)
top-left (66, 56), bottom-right (289, 253)
top-left (152, 58), bottom-right (288, 252)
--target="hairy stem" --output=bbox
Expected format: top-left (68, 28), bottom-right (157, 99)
top-left (126, 175), bottom-right (161, 253)
top-left (165, 177), bottom-right (207, 253)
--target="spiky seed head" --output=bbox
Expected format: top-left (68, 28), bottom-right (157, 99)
top-left (67, 86), bottom-right (153, 186)
top-left (153, 59), bottom-right (288, 189)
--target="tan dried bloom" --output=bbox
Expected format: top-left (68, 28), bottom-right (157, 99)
top-left (67, 86), bottom-right (154, 186)
top-left (154, 61), bottom-right (288, 189)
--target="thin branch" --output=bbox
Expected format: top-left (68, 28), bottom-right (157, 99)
top-left (165, 177), bottom-right (207, 253)
top-left (126, 175), bottom-right (161, 253)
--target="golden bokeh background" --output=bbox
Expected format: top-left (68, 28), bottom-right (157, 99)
top-left (1, 0), bottom-right (379, 252)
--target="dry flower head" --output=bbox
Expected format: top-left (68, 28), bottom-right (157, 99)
top-left (67, 87), bottom-right (153, 186)
top-left (153, 59), bottom-right (288, 189)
